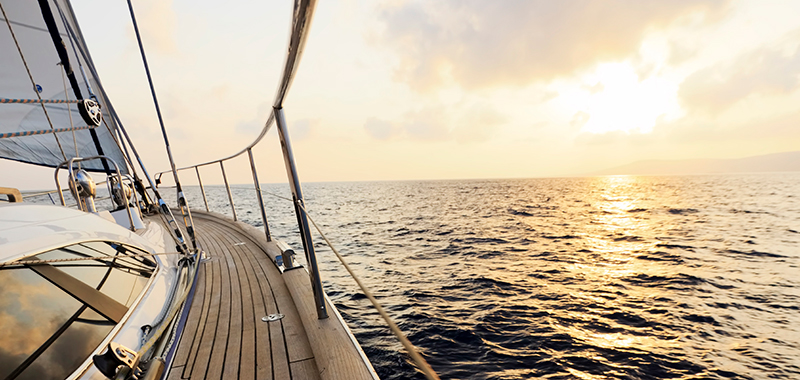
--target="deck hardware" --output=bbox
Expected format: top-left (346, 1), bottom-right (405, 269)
top-left (262, 314), bottom-right (284, 322)
top-left (92, 342), bottom-right (139, 379)
top-left (275, 106), bottom-right (328, 319)
top-left (78, 98), bottom-right (102, 126)
top-left (233, 242), bottom-right (246, 246)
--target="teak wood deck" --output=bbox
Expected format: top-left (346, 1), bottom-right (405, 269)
top-left (160, 211), bottom-right (377, 380)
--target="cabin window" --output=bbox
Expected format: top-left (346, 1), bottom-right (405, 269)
top-left (0, 242), bottom-right (155, 380)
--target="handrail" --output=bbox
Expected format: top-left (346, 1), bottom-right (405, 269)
top-left (154, 0), bottom-right (324, 318)
top-left (159, 0), bottom-right (317, 172)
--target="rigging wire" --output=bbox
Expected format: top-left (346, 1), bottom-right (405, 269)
top-left (125, 0), bottom-right (197, 250)
top-left (0, 1), bottom-right (68, 161)
top-left (51, 0), bottom-right (154, 208)
top-left (296, 201), bottom-right (442, 380)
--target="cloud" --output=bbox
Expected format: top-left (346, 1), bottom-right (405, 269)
top-left (235, 102), bottom-right (272, 135)
top-left (364, 103), bottom-right (507, 143)
top-left (679, 40), bottom-right (800, 115)
top-left (376, 0), bottom-right (728, 91)
top-left (364, 117), bottom-right (397, 140)
top-left (403, 107), bottom-right (450, 141)
top-left (582, 83), bottom-right (605, 94)
top-left (291, 119), bottom-right (316, 140)
top-left (570, 111), bottom-right (591, 129)
top-left (452, 104), bottom-right (506, 143)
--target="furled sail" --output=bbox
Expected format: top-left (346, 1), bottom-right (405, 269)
top-left (0, 0), bottom-right (128, 174)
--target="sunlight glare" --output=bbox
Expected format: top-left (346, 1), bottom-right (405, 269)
top-left (561, 63), bottom-right (683, 134)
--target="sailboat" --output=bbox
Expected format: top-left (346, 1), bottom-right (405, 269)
top-left (0, 1), bottom-right (440, 379)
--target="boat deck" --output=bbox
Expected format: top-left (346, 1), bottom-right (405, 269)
top-left (164, 213), bottom-right (319, 380)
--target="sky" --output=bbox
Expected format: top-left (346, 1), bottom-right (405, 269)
top-left (6, 0), bottom-right (800, 189)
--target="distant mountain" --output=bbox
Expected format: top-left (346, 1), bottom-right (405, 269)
top-left (595, 151), bottom-right (800, 176)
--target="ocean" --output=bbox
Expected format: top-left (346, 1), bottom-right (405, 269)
top-left (64, 173), bottom-right (800, 379)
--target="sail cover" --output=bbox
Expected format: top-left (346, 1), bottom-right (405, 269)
top-left (0, 0), bottom-right (128, 174)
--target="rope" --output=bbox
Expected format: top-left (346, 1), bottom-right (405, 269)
top-left (0, 2), bottom-right (67, 160)
top-left (296, 202), bottom-right (441, 380)
top-left (260, 189), bottom-right (294, 202)
top-left (0, 125), bottom-right (96, 139)
top-left (0, 251), bottom-right (182, 268)
top-left (0, 97), bottom-right (81, 104)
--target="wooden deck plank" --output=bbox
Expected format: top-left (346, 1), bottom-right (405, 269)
top-left (204, 223), bottom-right (233, 380)
top-left (239, 225), bottom-right (315, 364)
top-left (190, 239), bottom-right (222, 379)
top-left (290, 359), bottom-right (321, 380)
top-left (222, 231), bottom-right (245, 380)
top-left (228, 235), bottom-right (257, 380)
top-left (162, 211), bottom-right (378, 380)
top-left (237, 233), bottom-right (279, 380)
top-left (205, 222), bottom-right (258, 380)
top-left (283, 269), bottom-right (376, 380)
top-left (165, 365), bottom-right (184, 380)
top-left (191, 216), bottom-right (286, 380)
top-left (182, 227), bottom-right (215, 379)
top-left (245, 238), bottom-right (290, 380)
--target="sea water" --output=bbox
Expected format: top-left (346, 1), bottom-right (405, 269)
top-left (97, 173), bottom-right (800, 379)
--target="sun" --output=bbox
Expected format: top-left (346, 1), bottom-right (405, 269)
top-left (560, 62), bottom-right (683, 134)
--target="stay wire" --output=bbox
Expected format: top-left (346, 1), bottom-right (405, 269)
top-left (126, 0), bottom-right (197, 250)
top-left (296, 202), bottom-right (441, 380)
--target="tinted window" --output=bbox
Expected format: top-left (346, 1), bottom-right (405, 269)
top-left (0, 242), bottom-right (154, 379)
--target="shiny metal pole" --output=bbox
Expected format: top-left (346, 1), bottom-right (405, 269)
top-left (247, 148), bottom-right (272, 242)
top-left (274, 107), bottom-right (327, 319)
top-left (195, 166), bottom-right (209, 212)
top-left (220, 161), bottom-right (237, 221)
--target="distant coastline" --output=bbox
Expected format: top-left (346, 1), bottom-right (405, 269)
top-left (594, 151), bottom-right (800, 176)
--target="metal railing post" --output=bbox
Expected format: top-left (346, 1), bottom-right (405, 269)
top-left (274, 106), bottom-right (327, 319)
top-left (247, 148), bottom-right (272, 242)
top-left (195, 166), bottom-right (210, 212)
top-left (220, 161), bottom-right (237, 221)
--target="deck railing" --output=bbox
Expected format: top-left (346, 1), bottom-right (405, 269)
top-left (151, 0), bottom-right (326, 319)
top-left (155, 105), bottom-right (327, 320)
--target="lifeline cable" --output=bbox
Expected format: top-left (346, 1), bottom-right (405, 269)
top-left (297, 202), bottom-right (442, 380)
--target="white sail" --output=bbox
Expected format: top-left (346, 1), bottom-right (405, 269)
top-left (0, 0), bottom-right (127, 173)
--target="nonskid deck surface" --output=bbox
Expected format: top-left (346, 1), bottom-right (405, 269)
top-left (164, 214), bottom-right (319, 380)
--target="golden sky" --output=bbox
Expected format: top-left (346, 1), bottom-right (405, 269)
top-left (6, 0), bottom-right (800, 188)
